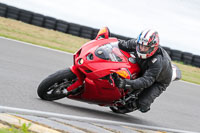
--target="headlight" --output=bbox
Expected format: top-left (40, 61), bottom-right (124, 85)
top-left (78, 58), bottom-right (84, 65)
top-left (87, 53), bottom-right (93, 60)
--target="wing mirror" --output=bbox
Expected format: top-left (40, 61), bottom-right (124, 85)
top-left (95, 27), bottom-right (110, 40)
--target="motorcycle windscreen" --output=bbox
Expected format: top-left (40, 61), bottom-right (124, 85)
top-left (94, 42), bottom-right (126, 62)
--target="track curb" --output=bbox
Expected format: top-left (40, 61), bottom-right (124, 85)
top-left (0, 106), bottom-right (198, 133)
top-left (0, 113), bottom-right (61, 133)
top-left (0, 113), bottom-right (163, 133)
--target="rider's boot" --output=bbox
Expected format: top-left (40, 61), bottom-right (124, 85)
top-left (139, 105), bottom-right (150, 113)
top-left (136, 100), bottom-right (150, 113)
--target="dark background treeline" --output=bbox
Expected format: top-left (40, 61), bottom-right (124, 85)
top-left (0, 3), bottom-right (199, 67)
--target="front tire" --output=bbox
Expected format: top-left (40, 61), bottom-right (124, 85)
top-left (37, 68), bottom-right (76, 101)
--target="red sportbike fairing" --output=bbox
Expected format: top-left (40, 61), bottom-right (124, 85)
top-left (37, 27), bottom-right (140, 113)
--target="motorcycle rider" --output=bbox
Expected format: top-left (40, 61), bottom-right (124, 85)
top-left (115, 29), bottom-right (173, 113)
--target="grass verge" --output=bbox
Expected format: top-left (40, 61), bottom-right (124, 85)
top-left (0, 123), bottom-right (32, 133)
top-left (173, 61), bottom-right (200, 85)
top-left (0, 17), bottom-right (199, 85)
top-left (0, 17), bottom-right (89, 53)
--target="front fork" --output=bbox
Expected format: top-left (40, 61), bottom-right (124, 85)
top-left (67, 65), bottom-right (85, 92)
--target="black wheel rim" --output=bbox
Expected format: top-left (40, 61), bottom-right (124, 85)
top-left (43, 78), bottom-right (75, 100)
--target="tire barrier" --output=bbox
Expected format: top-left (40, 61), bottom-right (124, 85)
top-left (67, 23), bottom-right (81, 36)
top-left (0, 2), bottom-right (199, 67)
top-left (171, 50), bottom-right (182, 61)
top-left (182, 52), bottom-right (193, 65)
top-left (6, 6), bottom-right (20, 20)
top-left (80, 26), bottom-right (93, 39)
top-left (0, 3), bottom-right (7, 17)
top-left (19, 9), bottom-right (33, 23)
top-left (56, 20), bottom-right (69, 33)
top-left (44, 16), bottom-right (57, 30)
top-left (31, 13), bottom-right (45, 27)
top-left (192, 55), bottom-right (200, 67)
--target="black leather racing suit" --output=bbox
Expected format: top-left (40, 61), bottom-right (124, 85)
top-left (118, 39), bottom-right (173, 111)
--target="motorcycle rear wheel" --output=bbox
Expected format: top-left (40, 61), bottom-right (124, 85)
top-left (37, 68), bottom-right (76, 101)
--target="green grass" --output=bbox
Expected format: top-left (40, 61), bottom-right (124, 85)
top-left (0, 17), bottom-right (199, 85)
top-left (0, 123), bottom-right (32, 133)
top-left (0, 17), bottom-right (89, 53)
top-left (173, 61), bottom-right (200, 84)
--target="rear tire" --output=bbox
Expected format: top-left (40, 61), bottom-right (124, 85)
top-left (37, 68), bottom-right (76, 101)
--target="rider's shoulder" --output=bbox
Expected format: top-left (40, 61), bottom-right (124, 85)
top-left (129, 38), bottom-right (137, 44)
top-left (149, 54), bottom-right (162, 65)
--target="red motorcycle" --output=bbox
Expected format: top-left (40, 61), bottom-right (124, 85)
top-left (37, 27), bottom-right (180, 113)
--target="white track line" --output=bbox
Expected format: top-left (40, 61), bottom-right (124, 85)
top-left (1, 36), bottom-right (199, 87)
top-left (0, 106), bottom-right (198, 133)
top-left (179, 80), bottom-right (200, 87)
top-left (0, 36), bottom-right (73, 55)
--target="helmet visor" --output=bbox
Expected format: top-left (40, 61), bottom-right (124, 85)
top-left (138, 44), bottom-right (151, 54)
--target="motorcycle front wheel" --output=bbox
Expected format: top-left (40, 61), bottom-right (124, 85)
top-left (37, 68), bottom-right (77, 101)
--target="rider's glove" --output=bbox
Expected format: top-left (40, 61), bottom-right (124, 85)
top-left (114, 76), bottom-right (126, 89)
top-left (114, 76), bottom-right (133, 91)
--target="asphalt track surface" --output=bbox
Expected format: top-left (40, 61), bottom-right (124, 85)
top-left (0, 37), bottom-right (200, 132)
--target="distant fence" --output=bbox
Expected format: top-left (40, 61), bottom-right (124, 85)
top-left (0, 3), bottom-right (199, 67)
